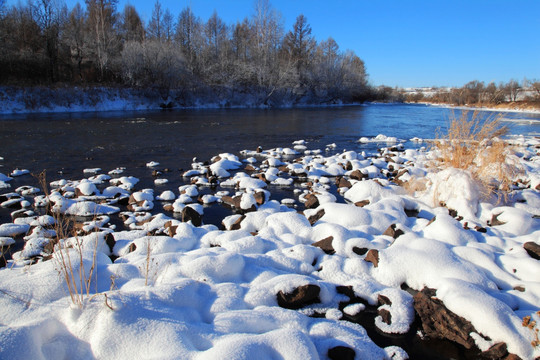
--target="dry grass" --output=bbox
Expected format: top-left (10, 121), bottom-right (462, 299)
top-left (432, 111), bottom-right (522, 202)
top-left (36, 171), bottom-right (112, 309)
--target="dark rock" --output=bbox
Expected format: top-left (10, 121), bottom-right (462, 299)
top-left (312, 236), bottom-right (335, 255)
top-left (523, 242), bottom-right (540, 260)
top-left (481, 342), bottom-right (508, 359)
top-left (448, 208), bottom-right (459, 218)
top-left (405, 209), bottom-right (419, 218)
top-left (349, 169), bottom-right (367, 181)
top-left (128, 243), bottom-right (137, 253)
top-left (489, 213), bottom-right (506, 226)
top-left (378, 294), bottom-right (392, 305)
top-left (181, 206), bottom-right (202, 227)
top-left (307, 208), bottom-right (325, 225)
top-left (304, 193), bottom-right (320, 209)
top-left (104, 232), bottom-right (116, 253)
top-left (151, 170), bottom-right (162, 177)
top-left (513, 286), bottom-right (525, 292)
top-left (354, 200), bottom-right (370, 207)
top-left (277, 284), bottom-right (320, 309)
top-left (378, 308), bottom-right (392, 325)
top-left (256, 146), bottom-right (263, 153)
top-left (364, 249), bottom-right (379, 267)
top-left (383, 224), bottom-right (404, 239)
top-left (352, 247), bottom-right (368, 256)
top-left (328, 346), bottom-right (355, 360)
top-left (413, 287), bottom-right (476, 349)
top-left (475, 226), bottom-right (487, 233)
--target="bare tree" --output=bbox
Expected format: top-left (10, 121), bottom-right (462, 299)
top-left (31, 0), bottom-right (66, 81)
top-left (162, 8), bottom-right (174, 42)
top-left (85, 0), bottom-right (119, 81)
top-left (146, 0), bottom-right (163, 41)
top-left (63, 2), bottom-right (86, 80)
top-left (282, 14), bottom-right (315, 75)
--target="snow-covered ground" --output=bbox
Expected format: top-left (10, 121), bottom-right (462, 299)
top-left (0, 135), bottom-right (539, 359)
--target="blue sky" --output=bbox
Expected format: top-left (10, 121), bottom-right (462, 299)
top-left (67, 0), bottom-right (540, 87)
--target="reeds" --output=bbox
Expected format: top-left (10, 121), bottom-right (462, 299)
top-left (433, 111), bottom-right (522, 202)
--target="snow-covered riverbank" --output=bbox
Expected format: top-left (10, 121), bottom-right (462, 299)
top-left (0, 135), bottom-right (539, 359)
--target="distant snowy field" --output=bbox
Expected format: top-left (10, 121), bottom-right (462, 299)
top-left (0, 135), bottom-right (539, 359)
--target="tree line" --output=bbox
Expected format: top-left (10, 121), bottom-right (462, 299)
top-left (402, 79), bottom-right (540, 106)
top-left (0, 0), bottom-right (372, 106)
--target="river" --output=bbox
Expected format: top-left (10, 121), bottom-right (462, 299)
top-left (1, 103), bottom-right (539, 359)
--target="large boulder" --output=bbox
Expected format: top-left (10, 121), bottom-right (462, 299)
top-left (413, 287), bottom-right (476, 349)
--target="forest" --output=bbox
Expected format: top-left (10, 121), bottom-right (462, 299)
top-left (0, 0), bottom-right (376, 107)
top-left (401, 79), bottom-right (540, 109)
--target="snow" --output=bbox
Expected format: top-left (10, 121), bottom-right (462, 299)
top-left (1, 135), bottom-right (540, 359)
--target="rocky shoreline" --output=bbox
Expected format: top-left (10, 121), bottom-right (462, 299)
top-left (0, 135), bottom-right (539, 359)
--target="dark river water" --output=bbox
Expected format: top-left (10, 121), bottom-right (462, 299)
top-left (1, 104), bottom-right (539, 359)
top-left (2, 104), bottom-right (539, 181)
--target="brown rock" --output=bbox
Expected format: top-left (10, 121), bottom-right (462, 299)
top-left (304, 193), bottom-right (320, 209)
top-left (307, 208), bottom-right (325, 226)
top-left (163, 204), bottom-right (174, 212)
top-left (244, 164), bottom-right (256, 172)
top-left (328, 346), bottom-right (355, 360)
top-left (336, 176), bottom-right (352, 189)
top-left (221, 195), bottom-right (241, 209)
top-left (383, 224), bottom-right (404, 239)
top-left (229, 215), bottom-right (245, 230)
top-left (481, 342), bottom-right (508, 359)
top-left (312, 236), bottom-right (335, 255)
top-left (278, 165), bottom-right (289, 173)
top-left (354, 200), bottom-right (370, 207)
top-left (181, 206), bottom-right (202, 227)
top-left (364, 249), bottom-right (379, 267)
top-left (489, 213), bottom-right (506, 226)
top-left (378, 294), bottom-right (392, 305)
top-left (128, 242), bottom-right (137, 253)
top-left (349, 169), bottom-right (367, 181)
top-left (523, 242), bottom-right (540, 260)
top-left (277, 284), bottom-right (320, 309)
top-left (413, 287), bottom-right (476, 349)
top-left (254, 191), bottom-right (266, 206)
top-left (378, 308), bottom-right (392, 325)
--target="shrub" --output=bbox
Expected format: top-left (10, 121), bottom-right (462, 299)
top-left (432, 111), bottom-right (522, 202)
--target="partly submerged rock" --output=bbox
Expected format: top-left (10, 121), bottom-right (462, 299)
top-left (413, 287), bottom-right (476, 349)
